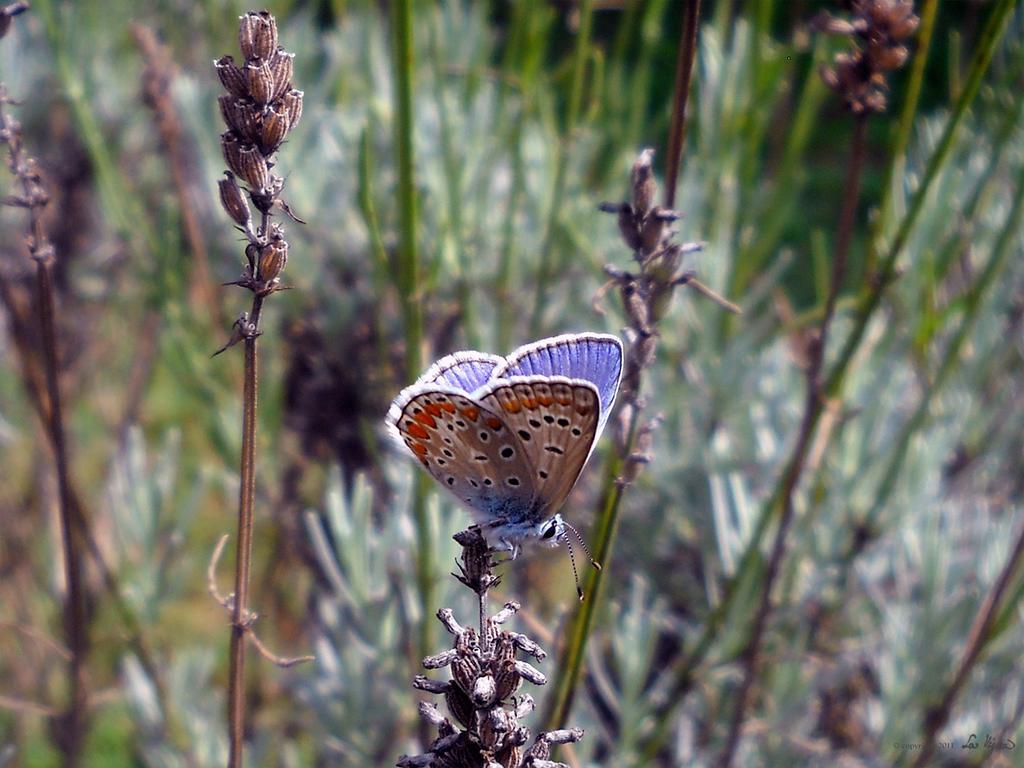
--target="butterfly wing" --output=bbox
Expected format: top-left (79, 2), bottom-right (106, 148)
top-left (494, 333), bottom-right (623, 437)
top-left (416, 351), bottom-right (503, 392)
top-left (476, 376), bottom-right (600, 514)
top-left (387, 384), bottom-right (538, 524)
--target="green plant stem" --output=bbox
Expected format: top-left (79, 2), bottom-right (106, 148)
top-left (528, 0), bottom-right (593, 337)
top-left (540, 409), bottom-right (638, 731)
top-left (390, 0), bottom-right (434, 660)
top-left (542, 3), bottom-right (702, 730)
top-left (393, 0), bottom-right (422, 378)
top-left (867, 0), bottom-right (938, 277)
top-left (826, 0), bottom-right (1015, 399)
top-left (717, 114), bottom-right (869, 768)
top-left (430, 14), bottom-right (477, 348)
top-left (227, 289), bottom-right (264, 768)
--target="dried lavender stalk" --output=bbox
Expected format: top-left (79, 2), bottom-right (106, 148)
top-left (398, 528), bottom-right (584, 768)
top-left (212, 11), bottom-right (305, 768)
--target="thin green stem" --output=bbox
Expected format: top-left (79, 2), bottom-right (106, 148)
top-left (542, 3), bottom-right (703, 730)
top-left (393, 0), bottom-right (422, 377)
top-left (430, 12), bottom-right (477, 348)
top-left (867, 0), bottom-right (939, 277)
top-left (540, 408), bottom-right (638, 731)
top-left (717, 115), bottom-right (869, 768)
top-left (826, 0), bottom-right (1015, 398)
top-left (528, 0), bottom-right (593, 337)
top-left (391, 0), bottom-right (434, 659)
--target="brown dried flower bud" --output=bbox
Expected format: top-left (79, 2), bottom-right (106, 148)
top-left (1, 2), bottom-right (29, 39)
top-left (817, 0), bottom-right (918, 114)
top-left (451, 653), bottom-right (480, 694)
top-left (215, 55), bottom-right (249, 99)
top-left (259, 102), bottom-right (290, 154)
top-left (257, 238), bottom-right (288, 284)
top-left (631, 147), bottom-right (656, 216)
top-left (494, 658), bottom-right (521, 701)
top-left (238, 11), bottom-right (277, 61)
top-left (268, 49), bottom-right (294, 102)
top-left (246, 59), bottom-right (275, 105)
top-left (218, 171), bottom-right (251, 227)
top-left (281, 89), bottom-right (304, 131)
top-left (222, 133), bottom-right (270, 191)
top-left (615, 203), bottom-right (642, 252)
top-left (219, 95), bottom-right (260, 143)
top-left (444, 686), bottom-right (475, 729)
top-left (471, 672), bottom-right (498, 708)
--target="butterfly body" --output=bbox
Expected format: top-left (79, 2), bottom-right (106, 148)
top-left (387, 333), bottom-right (623, 554)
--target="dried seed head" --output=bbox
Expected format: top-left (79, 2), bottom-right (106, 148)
top-left (816, 0), bottom-right (918, 114)
top-left (218, 171), bottom-right (251, 227)
top-left (215, 55), bottom-right (249, 99)
top-left (238, 11), bottom-right (277, 61)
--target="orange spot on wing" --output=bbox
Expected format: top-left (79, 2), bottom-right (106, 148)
top-left (502, 400), bottom-right (522, 414)
top-left (485, 417), bottom-right (503, 430)
top-left (406, 422), bottom-right (430, 439)
top-left (556, 396), bottom-right (572, 405)
top-left (410, 441), bottom-right (429, 456)
top-left (414, 411), bottom-right (437, 428)
top-left (461, 406), bottom-right (480, 421)
top-left (522, 398), bottom-right (537, 409)
top-left (440, 401), bottom-right (457, 413)
top-left (424, 403), bottom-right (443, 417)
top-left (536, 395), bottom-right (553, 406)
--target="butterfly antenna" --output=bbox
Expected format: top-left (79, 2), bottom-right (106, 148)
top-left (561, 531), bottom-right (585, 602)
top-left (564, 520), bottom-right (602, 572)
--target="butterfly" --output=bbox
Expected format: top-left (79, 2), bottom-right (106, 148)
top-left (386, 333), bottom-right (623, 560)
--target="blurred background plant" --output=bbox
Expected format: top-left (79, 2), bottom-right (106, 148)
top-left (0, 1), bottom-right (1022, 766)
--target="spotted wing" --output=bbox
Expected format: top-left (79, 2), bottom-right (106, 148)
top-left (387, 384), bottom-right (538, 522)
top-left (475, 376), bottom-right (600, 515)
top-left (494, 333), bottom-right (623, 437)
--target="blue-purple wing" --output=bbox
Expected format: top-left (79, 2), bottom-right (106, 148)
top-left (494, 333), bottom-right (623, 434)
top-left (417, 351), bottom-right (503, 393)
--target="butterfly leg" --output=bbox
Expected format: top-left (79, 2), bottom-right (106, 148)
top-left (488, 539), bottom-right (520, 563)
